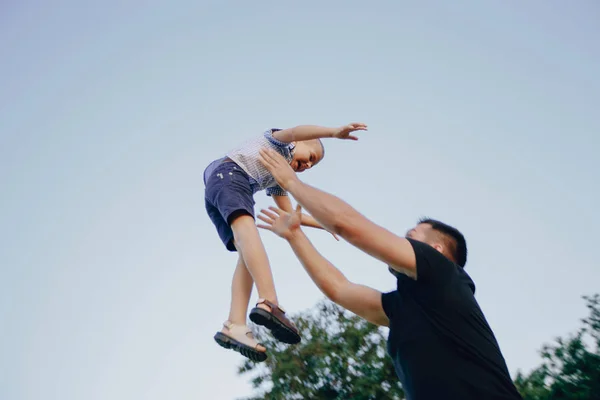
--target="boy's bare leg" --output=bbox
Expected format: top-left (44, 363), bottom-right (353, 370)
top-left (227, 254), bottom-right (253, 325)
top-left (230, 214), bottom-right (279, 310)
top-left (222, 253), bottom-right (266, 352)
top-left (229, 214), bottom-right (300, 345)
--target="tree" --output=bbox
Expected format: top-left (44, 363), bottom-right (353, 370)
top-left (514, 294), bottom-right (600, 400)
top-left (238, 300), bottom-right (404, 400)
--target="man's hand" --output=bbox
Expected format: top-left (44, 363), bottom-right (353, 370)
top-left (259, 148), bottom-right (300, 191)
top-left (333, 122), bottom-right (368, 140)
top-left (257, 206), bottom-right (302, 241)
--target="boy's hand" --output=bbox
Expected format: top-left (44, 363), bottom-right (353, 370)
top-left (259, 148), bottom-right (299, 191)
top-left (258, 206), bottom-right (302, 241)
top-left (333, 123), bottom-right (368, 140)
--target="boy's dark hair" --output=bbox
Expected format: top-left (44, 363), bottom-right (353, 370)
top-left (418, 218), bottom-right (468, 268)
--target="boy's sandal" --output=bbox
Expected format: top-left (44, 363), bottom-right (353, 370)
top-left (249, 298), bottom-right (301, 345)
top-left (213, 321), bottom-right (267, 362)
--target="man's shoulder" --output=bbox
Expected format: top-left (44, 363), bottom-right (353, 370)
top-left (397, 239), bottom-right (475, 291)
top-left (406, 238), bottom-right (449, 263)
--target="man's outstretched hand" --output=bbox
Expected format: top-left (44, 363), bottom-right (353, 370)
top-left (257, 205), bottom-right (302, 241)
top-left (259, 148), bottom-right (300, 191)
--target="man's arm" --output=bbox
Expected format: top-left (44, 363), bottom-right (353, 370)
top-left (259, 148), bottom-right (417, 278)
top-left (272, 195), bottom-right (327, 230)
top-left (288, 181), bottom-right (417, 278)
top-left (272, 123), bottom-right (367, 143)
top-left (287, 229), bottom-right (389, 327)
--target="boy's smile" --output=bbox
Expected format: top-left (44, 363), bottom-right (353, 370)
top-left (291, 140), bottom-right (325, 172)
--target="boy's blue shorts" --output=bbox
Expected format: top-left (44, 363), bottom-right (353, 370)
top-left (203, 159), bottom-right (256, 252)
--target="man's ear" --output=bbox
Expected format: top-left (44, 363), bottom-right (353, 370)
top-left (431, 243), bottom-right (444, 253)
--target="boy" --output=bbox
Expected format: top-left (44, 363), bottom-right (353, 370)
top-left (204, 123), bottom-right (367, 361)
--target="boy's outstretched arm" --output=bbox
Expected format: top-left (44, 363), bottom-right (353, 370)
top-left (272, 194), bottom-right (294, 212)
top-left (272, 123), bottom-right (367, 143)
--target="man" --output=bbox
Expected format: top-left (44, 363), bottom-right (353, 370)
top-left (256, 148), bottom-right (522, 400)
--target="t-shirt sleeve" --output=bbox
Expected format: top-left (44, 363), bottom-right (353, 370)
top-left (266, 185), bottom-right (287, 197)
top-left (381, 291), bottom-right (398, 320)
top-left (407, 238), bottom-right (457, 286)
top-left (264, 129), bottom-right (291, 149)
top-left (264, 129), bottom-right (295, 161)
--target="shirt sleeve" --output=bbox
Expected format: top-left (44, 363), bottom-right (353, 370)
top-left (381, 291), bottom-right (398, 320)
top-left (264, 129), bottom-right (292, 149)
top-left (407, 238), bottom-right (458, 286)
top-left (266, 185), bottom-right (287, 197)
top-left (264, 129), bottom-right (295, 160)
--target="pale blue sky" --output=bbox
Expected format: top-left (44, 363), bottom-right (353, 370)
top-left (1, 1), bottom-right (599, 399)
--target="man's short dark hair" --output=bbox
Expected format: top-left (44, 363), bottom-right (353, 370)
top-left (418, 218), bottom-right (468, 268)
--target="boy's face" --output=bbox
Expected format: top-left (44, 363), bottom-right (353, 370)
top-left (291, 140), bottom-right (324, 172)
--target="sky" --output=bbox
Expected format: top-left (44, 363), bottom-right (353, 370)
top-left (1, 1), bottom-right (599, 399)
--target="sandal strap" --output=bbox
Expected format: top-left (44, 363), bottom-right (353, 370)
top-left (223, 321), bottom-right (252, 335)
top-left (255, 299), bottom-right (298, 334)
top-left (256, 298), bottom-right (286, 313)
top-left (222, 322), bottom-right (263, 350)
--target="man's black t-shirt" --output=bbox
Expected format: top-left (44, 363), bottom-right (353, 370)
top-left (381, 239), bottom-right (522, 400)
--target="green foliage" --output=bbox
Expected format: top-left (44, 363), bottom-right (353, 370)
top-left (514, 294), bottom-right (600, 400)
top-left (237, 294), bottom-right (600, 400)
top-left (238, 300), bottom-right (404, 400)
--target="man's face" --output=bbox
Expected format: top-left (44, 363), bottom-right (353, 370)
top-left (405, 223), bottom-right (432, 242)
top-left (406, 223), bottom-right (449, 259)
